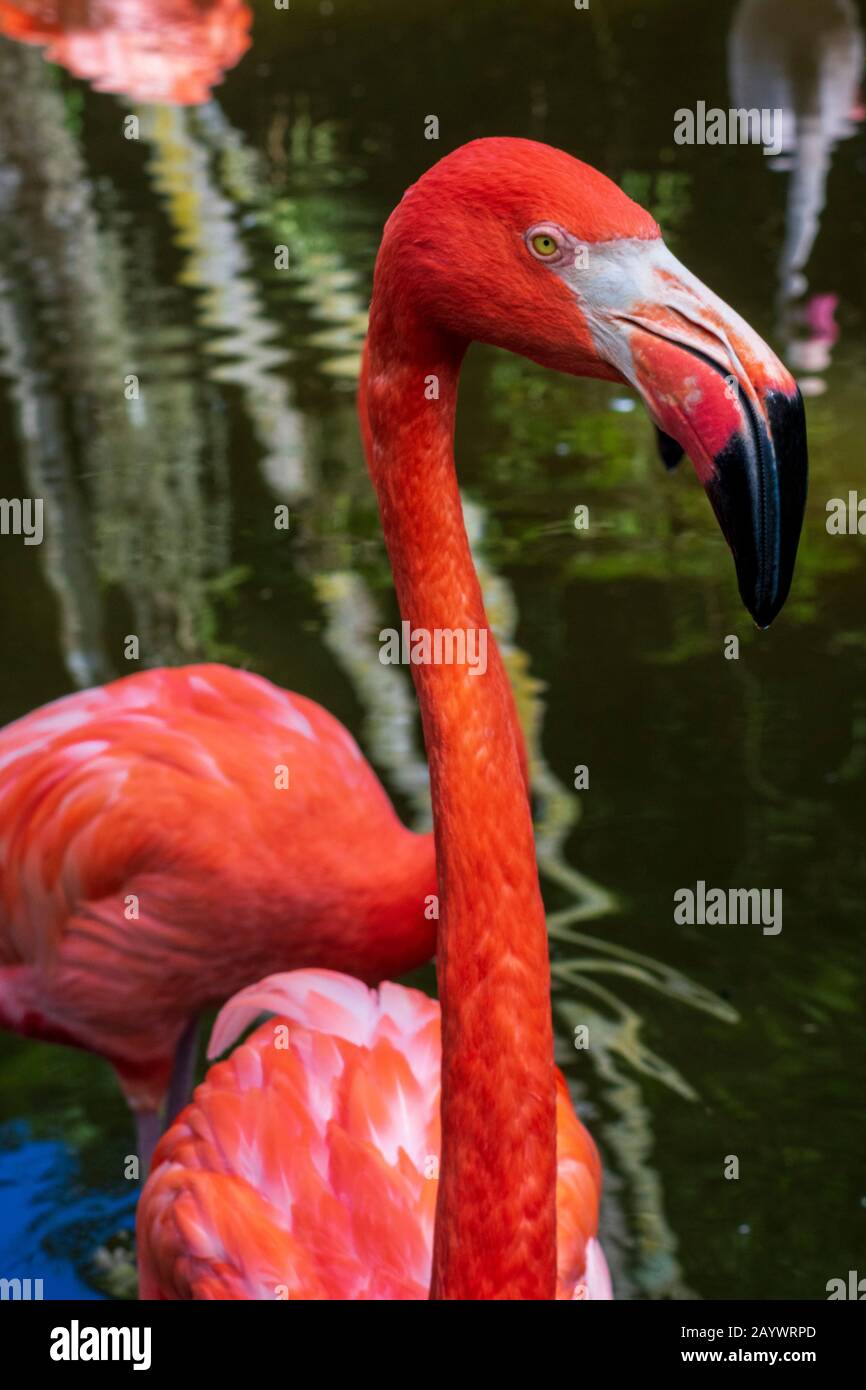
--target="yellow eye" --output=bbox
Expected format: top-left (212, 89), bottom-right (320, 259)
top-left (531, 233), bottom-right (558, 257)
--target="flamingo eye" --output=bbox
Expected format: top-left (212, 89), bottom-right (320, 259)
top-left (531, 234), bottom-right (558, 257)
top-left (526, 226), bottom-right (566, 263)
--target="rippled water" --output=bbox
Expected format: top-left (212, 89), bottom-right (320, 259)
top-left (0, 0), bottom-right (864, 1300)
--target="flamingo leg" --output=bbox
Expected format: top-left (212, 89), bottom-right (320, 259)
top-left (135, 1109), bottom-right (161, 1179)
top-left (163, 1016), bottom-right (201, 1128)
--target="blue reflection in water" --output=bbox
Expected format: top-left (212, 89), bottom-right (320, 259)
top-left (0, 1124), bottom-right (134, 1300)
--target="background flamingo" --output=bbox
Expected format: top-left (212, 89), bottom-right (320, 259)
top-left (0, 0), bottom-right (251, 104)
top-left (0, 663), bottom-right (436, 1164)
top-left (137, 138), bottom-right (807, 1300)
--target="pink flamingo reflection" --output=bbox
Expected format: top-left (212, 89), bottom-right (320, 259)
top-left (729, 0), bottom-right (864, 395)
top-left (0, 0), bottom-right (252, 105)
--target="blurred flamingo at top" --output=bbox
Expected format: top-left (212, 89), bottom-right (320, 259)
top-left (728, 0), bottom-right (864, 393)
top-left (0, 663), bottom-right (437, 1164)
top-left (0, 0), bottom-right (251, 104)
top-left (137, 138), bottom-right (808, 1300)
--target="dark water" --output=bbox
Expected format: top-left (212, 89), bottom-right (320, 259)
top-left (0, 0), bottom-right (864, 1301)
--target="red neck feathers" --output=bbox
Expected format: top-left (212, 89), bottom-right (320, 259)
top-left (362, 233), bottom-right (557, 1299)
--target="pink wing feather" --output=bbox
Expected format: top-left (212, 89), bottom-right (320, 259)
top-left (137, 969), bottom-right (611, 1299)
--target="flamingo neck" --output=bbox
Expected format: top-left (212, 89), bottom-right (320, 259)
top-left (362, 313), bottom-right (557, 1300)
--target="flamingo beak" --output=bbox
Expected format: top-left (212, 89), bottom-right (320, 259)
top-left (614, 251), bottom-right (808, 628)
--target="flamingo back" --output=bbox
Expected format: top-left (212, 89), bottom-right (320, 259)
top-left (136, 969), bottom-right (611, 1300)
top-left (0, 666), bottom-right (435, 1108)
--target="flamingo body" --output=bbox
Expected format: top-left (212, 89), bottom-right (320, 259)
top-left (0, 665), bottom-right (435, 1113)
top-left (136, 969), bottom-right (611, 1300)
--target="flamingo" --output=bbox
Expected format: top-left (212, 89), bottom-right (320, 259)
top-left (728, 0), bottom-right (864, 392)
top-left (0, 0), bottom-right (252, 104)
top-left (0, 663), bottom-right (437, 1165)
top-left (136, 138), bottom-right (808, 1300)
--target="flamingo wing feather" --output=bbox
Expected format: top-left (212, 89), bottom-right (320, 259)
top-left (138, 969), bottom-right (610, 1300)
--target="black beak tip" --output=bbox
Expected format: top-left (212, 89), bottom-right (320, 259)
top-left (735, 549), bottom-right (798, 630)
top-left (742, 569), bottom-right (797, 631)
top-left (709, 387), bottom-right (808, 631)
top-left (747, 595), bottom-right (784, 631)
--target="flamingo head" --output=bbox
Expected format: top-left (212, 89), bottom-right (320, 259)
top-left (379, 137), bottom-right (808, 627)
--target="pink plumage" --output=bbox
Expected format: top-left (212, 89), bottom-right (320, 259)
top-left (137, 969), bottom-right (611, 1300)
top-left (0, 665), bottom-right (435, 1116)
